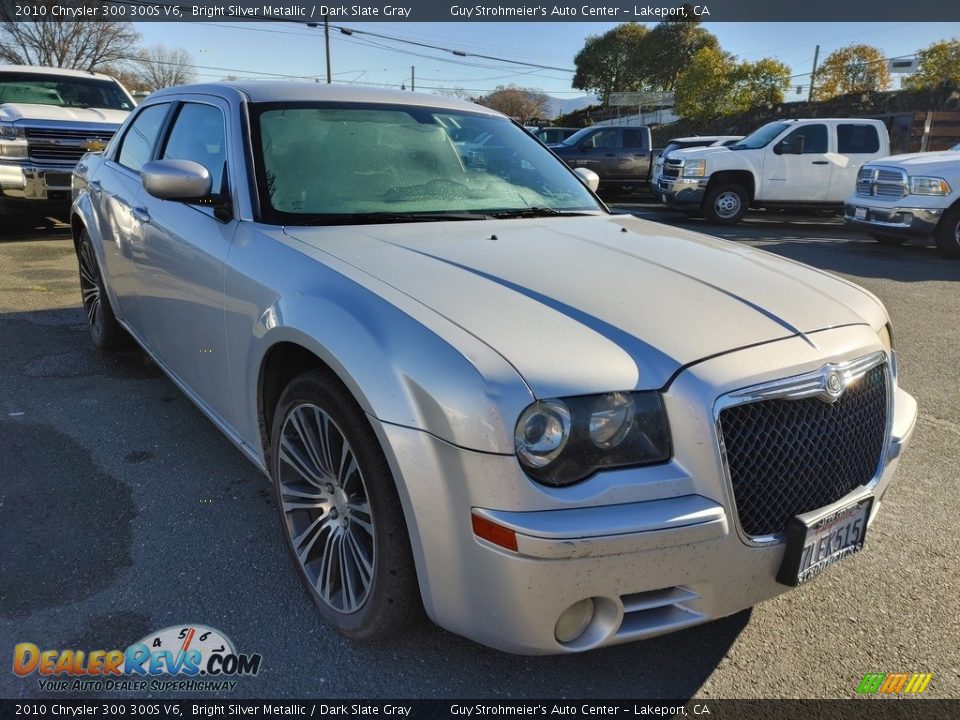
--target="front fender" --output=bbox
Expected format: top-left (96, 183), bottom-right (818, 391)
top-left (226, 225), bottom-right (534, 459)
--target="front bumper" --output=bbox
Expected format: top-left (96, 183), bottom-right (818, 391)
top-left (371, 325), bottom-right (917, 654)
top-left (0, 161), bottom-right (74, 211)
top-left (658, 176), bottom-right (708, 208)
top-left (843, 199), bottom-right (945, 238)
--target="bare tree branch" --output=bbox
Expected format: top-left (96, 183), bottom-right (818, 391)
top-left (0, 2), bottom-right (140, 71)
top-left (135, 44), bottom-right (197, 90)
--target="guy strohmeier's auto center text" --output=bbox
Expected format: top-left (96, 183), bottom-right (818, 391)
top-left (8, 1), bottom-right (709, 20)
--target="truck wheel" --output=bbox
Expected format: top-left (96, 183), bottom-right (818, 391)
top-left (934, 206), bottom-right (960, 258)
top-left (869, 233), bottom-right (907, 247)
top-left (704, 184), bottom-right (748, 225)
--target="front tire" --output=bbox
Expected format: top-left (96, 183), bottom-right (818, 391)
top-left (270, 370), bottom-right (419, 641)
top-left (870, 233), bottom-right (907, 247)
top-left (703, 183), bottom-right (748, 225)
top-left (76, 230), bottom-right (127, 351)
top-left (934, 206), bottom-right (960, 258)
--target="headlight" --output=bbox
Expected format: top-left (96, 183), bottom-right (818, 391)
top-left (514, 392), bottom-right (671, 486)
top-left (909, 176), bottom-right (951, 195)
top-left (682, 159), bottom-right (706, 178)
top-left (0, 122), bottom-right (27, 158)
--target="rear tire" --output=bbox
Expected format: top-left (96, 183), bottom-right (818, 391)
top-left (870, 233), bottom-right (907, 247)
top-left (704, 183), bottom-right (748, 225)
top-left (76, 230), bottom-right (128, 352)
top-left (270, 369), bottom-right (419, 641)
top-left (934, 206), bottom-right (960, 258)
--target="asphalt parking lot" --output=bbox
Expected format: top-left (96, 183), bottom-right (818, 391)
top-left (1, 205), bottom-right (958, 700)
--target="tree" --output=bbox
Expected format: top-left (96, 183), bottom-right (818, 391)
top-left (674, 48), bottom-right (790, 121)
top-left (476, 85), bottom-right (550, 124)
top-left (136, 44), bottom-right (197, 90)
top-left (903, 39), bottom-right (960, 89)
top-left (673, 47), bottom-right (735, 122)
top-left (0, 3), bottom-right (140, 71)
top-left (812, 44), bottom-right (891, 100)
top-left (638, 19), bottom-right (720, 91)
top-left (572, 23), bottom-right (649, 107)
top-left (432, 87), bottom-right (476, 102)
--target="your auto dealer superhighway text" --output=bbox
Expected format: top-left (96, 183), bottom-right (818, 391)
top-left (194, 705), bottom-right (412, 716)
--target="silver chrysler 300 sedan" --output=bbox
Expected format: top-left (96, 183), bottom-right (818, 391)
top-left (71, 82), bottom-right (917, 654)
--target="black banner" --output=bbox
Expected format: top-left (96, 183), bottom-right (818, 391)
top-left (0, 0), bottom-right (959, 22)
top-left (0, 700), bottom-right (958, 720)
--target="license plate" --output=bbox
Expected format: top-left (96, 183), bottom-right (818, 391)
top-left (855, 207), bottom-right (867, 220)
top-left (45, 173), bottom-right (72, 189)
top-left (776, 493), bottom-right (873, 586)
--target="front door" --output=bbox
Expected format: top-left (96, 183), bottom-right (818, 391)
top-left (133, 98), bottom-right (239, 428)
top-left (761, 123), bottom-right (833, 202)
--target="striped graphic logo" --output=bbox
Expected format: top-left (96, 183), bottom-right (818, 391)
top-left (857, 673), bottom-right (933, 695)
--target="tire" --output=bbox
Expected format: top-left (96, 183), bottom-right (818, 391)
top-left (703, 183), bottom-right (748, 225)
top-left (934, 205), bottom-right (960, 258)
top-left (870, 233), bottom-right (907, 247)
top-left (76, 230), bottom-right (128, 352)
top-left (270, 370), bottom-right (419, 641)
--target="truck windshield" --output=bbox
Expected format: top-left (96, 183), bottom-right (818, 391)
top-left (252, 103), bottom-right (604, 225)
top-left (729, 122), bottom-right (791, 150)
top-left (0, 71), bottom-right (134, 111)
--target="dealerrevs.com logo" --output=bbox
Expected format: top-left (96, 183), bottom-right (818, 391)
top-left (13, 624), bottom-right (262, 692)
top-left (856, 673), bottom-right (933, 696)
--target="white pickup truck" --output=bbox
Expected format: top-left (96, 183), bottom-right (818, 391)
top-left (843, 143), bottom-right (960, 258)
top-left (657, 118), bottom-right (890, 224)
top-left (0, 65), bottom-right (134, 223)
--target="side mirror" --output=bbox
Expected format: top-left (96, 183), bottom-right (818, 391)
top-left (141, 159), bottom-right (212, 201)
top-left (574, 167), bottom-right (600, 193)
top-left (579, 142), bottom-right (592, 152)
top-left (774, 137), bottom-right (803, 155)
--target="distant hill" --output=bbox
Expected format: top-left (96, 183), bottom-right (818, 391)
top-left (544, 95), bottom-right (596, 120)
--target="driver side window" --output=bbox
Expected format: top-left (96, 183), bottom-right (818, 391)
top-left (782, 124), bottom-right (828, 154)
top-left (161, 103), bottom-right (227, 194)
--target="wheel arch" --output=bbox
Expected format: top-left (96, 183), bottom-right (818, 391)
top-left (707, 170), bottom-right (755, 203)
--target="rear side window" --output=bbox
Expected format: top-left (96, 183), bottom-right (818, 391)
top-left (782, 124), bottom-right (828, 154)
top-left (622, 129), bottom-right (647, 149)
top-left (162, 103), bottom-right (227, 193)
top-left (116, 103), bottom-right (169, 172)
top-left (837, 124), bottom-right (880, 154)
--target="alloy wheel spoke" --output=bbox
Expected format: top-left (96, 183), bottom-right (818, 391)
top-left (290, 407), bottom-right (331, 481)
top-left (293, 514), bottom-right (329, 562)
top-left (346, 528), bottom-right (374, 582)
top-left (279, 434), bottom-right (327, 487)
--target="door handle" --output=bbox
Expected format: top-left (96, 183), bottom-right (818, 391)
top-left (604, 153), bottom-right (616, 157)
top-left (132, 206), bottom-right (150, 223)
top-left (812, 160), bottom-right (829, 165)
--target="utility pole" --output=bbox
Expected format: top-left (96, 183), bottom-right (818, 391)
top-left (411, 66), bottom-right (415, 92)
top-left (324, 13), bottom-right (332, 84)
top-left (807, 45), bottom-right (820, 102)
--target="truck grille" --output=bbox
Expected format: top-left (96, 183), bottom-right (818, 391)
top-left (856, 166), bottom-right (907, 199)
top-left (25, 127), bottom-right (115, 164)
top-left (719, 363), bottom-right (888, 538)
top-left (662, 160), bottom-right (682, 179)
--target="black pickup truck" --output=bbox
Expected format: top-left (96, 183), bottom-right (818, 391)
top-left (549, 125), bottom-right (653, 194)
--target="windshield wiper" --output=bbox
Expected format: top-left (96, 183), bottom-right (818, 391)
top-left (489, 207), bottom-right (589, 219)
top-left (302, 211), bottom-right (488, 226)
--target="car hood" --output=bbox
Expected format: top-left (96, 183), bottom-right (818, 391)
top-left (285, 215), bottom-right (884, 397)
top-left (671, 146), bottom-right (734, 160)
top-left (0, 102), bottom-right (128, 125)
top-left (871, 151), bottom-right (959, 173)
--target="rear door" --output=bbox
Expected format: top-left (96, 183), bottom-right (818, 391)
top-left (612, 127), bottom-right (651, 182)
top-left (761, 123), bottom-right (833, 202)
top-left (133, 97), bottom-right (240, 427)
top-left (90, 101), bottom-right (172, 329)
top-left (827, 123), bottom-right (883, 201)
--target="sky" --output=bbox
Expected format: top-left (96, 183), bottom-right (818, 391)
top-left (135, 21), bottom-right (960, 99)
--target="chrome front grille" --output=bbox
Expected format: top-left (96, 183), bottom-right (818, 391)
top-left (25, 127), bottom-right (115, 164)
top-left (856, 166), bottom-right (907, 199)
top-left (718, 359), bottom-right (888, 539)
top-left (662, 160), bottom-right (682, 179)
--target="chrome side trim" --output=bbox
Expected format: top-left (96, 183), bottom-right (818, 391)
top-left (713, 351), bottom-right (893, 547)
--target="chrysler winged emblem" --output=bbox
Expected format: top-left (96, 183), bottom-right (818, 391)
top-left (819, 369), bottom-right (846, 403)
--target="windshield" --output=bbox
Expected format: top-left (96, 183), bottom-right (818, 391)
top-left (730, 122), bottom-right (791, 150)
top-left (560, 126), bottom-right (597, 146)
top-left (0, 72), bottom-right (134, 111)
top-left (253, 103), bottom-right (604, 224)
top-left (952, 143), bottom-right (960, 152)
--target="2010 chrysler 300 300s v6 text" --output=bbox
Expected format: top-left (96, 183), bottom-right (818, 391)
top-left (71, 83), bottom-right (917, 654)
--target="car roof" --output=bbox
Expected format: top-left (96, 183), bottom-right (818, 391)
top-left (0, 64), bottom-right (119, 81)
top-left (668, 136), bottom-right (741, 143)
top-left (147, 80), bottom-right (502, 116)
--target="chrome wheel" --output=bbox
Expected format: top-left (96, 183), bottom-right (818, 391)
top-left (277, 403), bottom-right (376, 614)
top-left (78, 240), bottom-right (103, 335)
top-left (714, 190), bottom-right (742, 219)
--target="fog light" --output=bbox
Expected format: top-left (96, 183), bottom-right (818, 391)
top-left (554, 598), bottom-right (595, 644)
